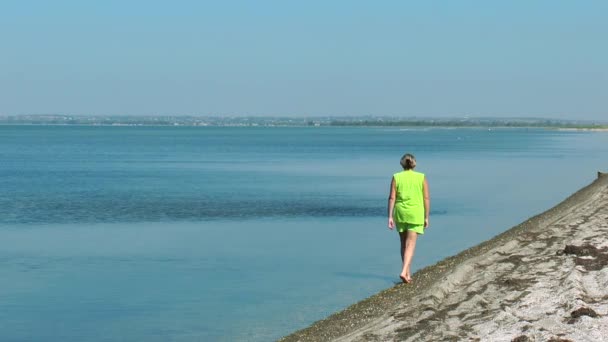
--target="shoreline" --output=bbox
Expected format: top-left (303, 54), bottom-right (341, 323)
top-left (554, 127), bottom-right (608, 132)
top-left (2, 124), bottom-right (608, 131)
top-left (280, 172), bottom-right (608, 341)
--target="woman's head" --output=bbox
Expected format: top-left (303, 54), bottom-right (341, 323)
top-left (400, 153), bottom-right (416, 170)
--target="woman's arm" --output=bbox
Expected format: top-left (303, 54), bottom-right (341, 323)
top-left (388, 177), bottom-right (396, 229)
top-left (423, 177), bottom-right (430, 228)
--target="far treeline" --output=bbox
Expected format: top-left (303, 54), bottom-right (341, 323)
top-left (326, 119), bottom-right (608, 129)
top-left (2, 115), bottom-right (607, 128)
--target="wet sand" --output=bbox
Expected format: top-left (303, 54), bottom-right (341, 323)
top-left (280, 172), bottom-right (608, 341)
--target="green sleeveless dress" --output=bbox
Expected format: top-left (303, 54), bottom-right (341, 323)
top-left (393, 170), bottom-right (425, 234)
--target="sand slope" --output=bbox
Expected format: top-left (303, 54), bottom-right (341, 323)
top-left (281, 173), bottom-right (608, 342)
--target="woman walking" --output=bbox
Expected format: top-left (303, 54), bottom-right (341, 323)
top-left (387, 153), bottom-right (430, 283)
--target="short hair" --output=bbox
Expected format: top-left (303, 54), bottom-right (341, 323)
top-left (400, 153), bottom-right (416, 170)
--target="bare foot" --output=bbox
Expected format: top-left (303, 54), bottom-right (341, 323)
top-left (399, 274), bottom-right (407, 283)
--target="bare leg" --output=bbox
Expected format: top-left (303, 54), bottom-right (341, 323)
top-left (399, 230), bottom-right (418, 283)
top-left (399, 232), bottom-right (407, 263)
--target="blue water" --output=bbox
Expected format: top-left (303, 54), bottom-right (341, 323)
top-left (1, 126), bottom-right (607, 341)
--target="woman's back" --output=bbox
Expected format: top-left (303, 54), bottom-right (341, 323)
top-left (393, 170), bottom-right (425, 224)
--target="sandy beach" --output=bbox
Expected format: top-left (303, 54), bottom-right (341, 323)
top-left (281, 172), bottom-right (608, 342)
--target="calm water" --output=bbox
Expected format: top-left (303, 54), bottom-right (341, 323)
top-left (1, 126), bottom-right (607, 341)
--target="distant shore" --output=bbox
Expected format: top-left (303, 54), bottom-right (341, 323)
top-left (555, 128), bottom-right (608, 132)
top-left (280, 172), bottom-right (608, 341)
top-left (1, 115), bottom-right (607, 130)
top-left (3, 124), bottom-right (608, 132)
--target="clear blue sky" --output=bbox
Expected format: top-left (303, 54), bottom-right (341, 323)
top-left (1, 1), bottom-right (606, 119)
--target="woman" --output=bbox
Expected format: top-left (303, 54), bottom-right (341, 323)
top-left (387, 153), bottom-right (430, 283)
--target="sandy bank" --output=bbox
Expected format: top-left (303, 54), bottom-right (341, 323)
top-left (280, 172), bottom-right (608, 342)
